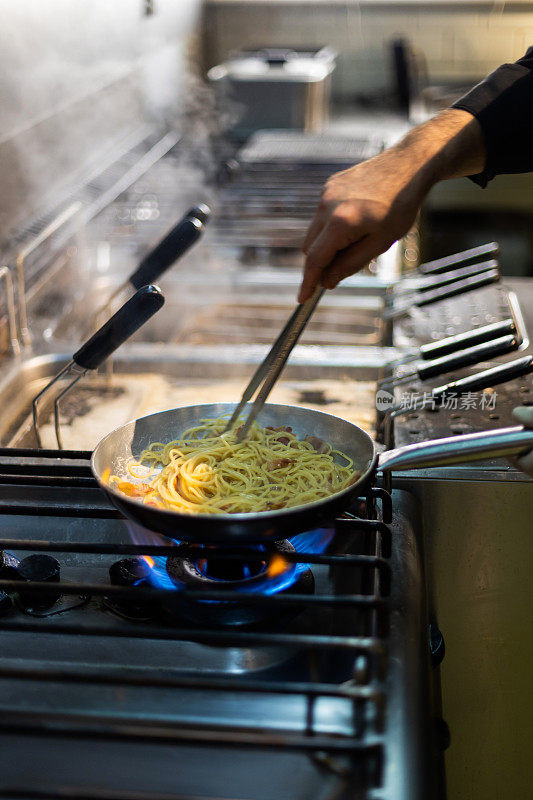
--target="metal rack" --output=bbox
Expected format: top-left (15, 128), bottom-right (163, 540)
top-left (0, 130), bottom-right (183, 359)
top-left (210, 133), bottom-right (384, 255)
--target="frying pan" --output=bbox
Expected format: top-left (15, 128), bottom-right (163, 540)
top-left (91, 402), bottom-right (533, 544)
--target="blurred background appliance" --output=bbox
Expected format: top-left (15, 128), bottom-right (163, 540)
top-left (208, 47), bottom-right (336, 137)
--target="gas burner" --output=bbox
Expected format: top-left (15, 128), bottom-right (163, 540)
top-left (17, 554), bottom-right (61, 611)
top-left (163, 540), bottom-right (314, 627)
top-left (106, 557), bottom-right (157, 620)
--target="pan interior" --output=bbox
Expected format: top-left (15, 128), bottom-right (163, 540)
top-left (91, 403), bottom-right (376, 520)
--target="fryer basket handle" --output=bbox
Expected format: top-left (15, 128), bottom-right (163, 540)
top-left (416, 334), bottom-right (517, 381)
top-left (414, 269), bottom-right (499, 307)
top-left (129, 214), bottom-right (204, 290)
top-left (73, 285), bottom-right (164, 370)
top-left (418, 241), bottom-right (499, 275)
top-left (432, 356), bottom-right (533, 397)
top-left (379, 425), bottom-right (533, 472)
top-left (419, 318), bottom-right (516, 361)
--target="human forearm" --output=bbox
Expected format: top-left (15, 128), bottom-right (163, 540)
top-left (298, 109), bottom-right (485, 302)
top-left (391, 108), bottom-right (485, 186)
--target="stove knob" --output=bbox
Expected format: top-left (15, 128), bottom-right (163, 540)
top-left (109, 557), bottom-right (151, 587)
top-left (107, 557), bottom-right (155, 619)
top-left (17, 554), bottom-right (61, 610)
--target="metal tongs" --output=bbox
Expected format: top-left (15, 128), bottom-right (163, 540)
top-left (225, 285), bottom-right (325, 441)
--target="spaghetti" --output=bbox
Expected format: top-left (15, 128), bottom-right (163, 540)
top-left (111, 416), bottom-right (358, 515)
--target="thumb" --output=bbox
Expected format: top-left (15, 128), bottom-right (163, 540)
top-left (512, 406), bottom-right (533, 429)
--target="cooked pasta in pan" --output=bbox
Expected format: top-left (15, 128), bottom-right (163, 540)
top-left (111, 415), bottom-right (358, 515)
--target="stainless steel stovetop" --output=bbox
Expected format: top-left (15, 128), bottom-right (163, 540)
top-left (0, 461), bottom-right (435, 800)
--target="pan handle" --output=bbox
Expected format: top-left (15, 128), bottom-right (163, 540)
top-left (129, 214), bottom-right (204, 290)
top-left (378, 425), bottom-right (533, 472)
top-left (73, 285), bottom-right (164, 370)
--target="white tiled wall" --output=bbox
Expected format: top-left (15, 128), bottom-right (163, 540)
top-left (203, 1), bottom-right (533, 97)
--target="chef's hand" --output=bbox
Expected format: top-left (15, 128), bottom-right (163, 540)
top-left (512, 406), bottom-right (533, 476)
top-left (299, 154), bottom-right (423, 302)
top-left (298, 109), bottom-right (486, 303)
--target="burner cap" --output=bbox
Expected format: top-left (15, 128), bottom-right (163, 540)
top-left (164, 540), bottom-right (314, 627)
top-left (17, 554), bottom-right (61, 610)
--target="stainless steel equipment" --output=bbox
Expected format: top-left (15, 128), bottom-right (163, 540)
top-left (387, 274), bottom-right (533, 800)
top-left (210, 131), bottom-right (386, 263)
top-left (0, 453), bottom-right (433, 800)
top-left (0, 121), bottom-right (532, 800)
top-left (208, 48), bottom-right (336, 136)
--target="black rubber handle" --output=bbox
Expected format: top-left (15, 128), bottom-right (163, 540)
top-left (419, 242), bottom-right (499, 275)
top-left (432, 356), bottom-right (533, 397)
top-left (417, 260), bottom-right (498, 294)
top-left (417, 334), bottom-right (518, 381)
top-left (419, 319), bottom-right (516, 361)
top-left (415, 269), bottom-right (499, 307)
top-left (129, 216), bottom-right (203, 290)
top-left (73, 285), bottom-right (164, 370)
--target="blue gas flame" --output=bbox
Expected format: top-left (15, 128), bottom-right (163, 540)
top-left (126, 521), bottom-right (334, 595)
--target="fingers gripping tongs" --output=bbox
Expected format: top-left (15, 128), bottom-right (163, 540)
top-left (225, 286), bottom-right (325, 441)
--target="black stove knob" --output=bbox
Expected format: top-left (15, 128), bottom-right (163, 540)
top-left (17, 554), bottom-right (61, 610)
top-left (107, 558), bottom-right (155, 620)
top-left (109, 557), bottom-right (151, 586)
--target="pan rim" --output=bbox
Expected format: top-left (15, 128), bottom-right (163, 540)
top-left (90, 402), bottom-right (378, 523)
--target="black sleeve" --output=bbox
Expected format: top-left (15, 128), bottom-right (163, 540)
top-left (451, 47), bottom-right (533, 187)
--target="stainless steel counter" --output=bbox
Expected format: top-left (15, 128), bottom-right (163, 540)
top-left (391, 280), bottom-right (533, 800)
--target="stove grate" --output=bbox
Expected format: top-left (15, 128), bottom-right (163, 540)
top-left (0, 448), bottom-right (394, 795)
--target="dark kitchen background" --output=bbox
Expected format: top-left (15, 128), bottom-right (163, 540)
top-left (0, 3), bottom-right (531, 800)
